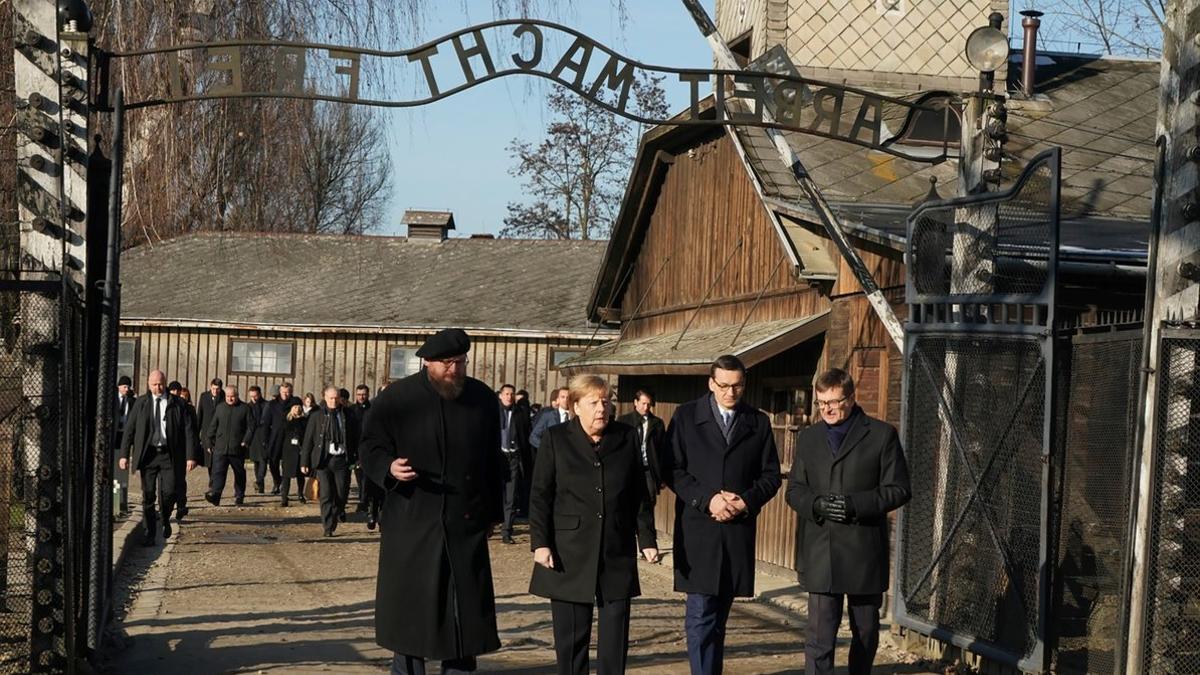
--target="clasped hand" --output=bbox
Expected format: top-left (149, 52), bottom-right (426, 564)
top-left (813, 494), bottom-right (856, 523)
top-left (708, 490), bottom-right (747, 522)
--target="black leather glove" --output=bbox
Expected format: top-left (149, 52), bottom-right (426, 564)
top-left (829, 494), bottom-right (856, 523)
top-left (813, 495), bottom-right (846, 523)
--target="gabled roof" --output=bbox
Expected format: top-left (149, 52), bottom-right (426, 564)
top-left (121, 232), bottom-right (611, 338)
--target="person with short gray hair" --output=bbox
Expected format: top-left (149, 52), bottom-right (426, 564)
top-left (205, 385), bottom-right (255, 506)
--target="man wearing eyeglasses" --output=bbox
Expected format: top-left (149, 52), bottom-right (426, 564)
top-left (665, 354), bottom-right (782, 675)
top-left (359, 328), bottom-right (504, 675)
top-left (786, 368), bottom-right (911, 675)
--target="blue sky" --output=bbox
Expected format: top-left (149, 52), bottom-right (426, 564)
top-left (378, 1), bottom-right (717, 237)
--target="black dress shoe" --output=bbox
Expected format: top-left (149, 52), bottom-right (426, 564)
top-left (323, 528), bottom-right (334, 537)
top-left (280, 498), bottom-right (289, 507)
top-left (254, 482), bottom-right (265, 494)
top-left (270, 486), bottom-right (281, 495)
top-left (298, 495), bottom-right (307, 504)
top-left (501, 534), bottom-right (515, 545)
top-left (176, 507), bottom-right (189, 523)
top-left (162, 523), bottom-right (172, 539)
top-left (366, 515), bottom-right (377, 531)
top-left (355, 503), bottom-right (368, 514)
top-left (204, 492), bottom-right (219, 506)
top-left (235, 496), bottom-right (244, 506)
top-left (338, 512), bottom-right (347, 523)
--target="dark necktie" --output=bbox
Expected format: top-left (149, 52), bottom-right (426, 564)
top-left (152, 397), bottom-right (165, 446)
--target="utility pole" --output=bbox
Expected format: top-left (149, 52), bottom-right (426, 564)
top-left (12, 0), bottom-right (91, 671)
top-left (1127, 0), bottom-right (1200, 672)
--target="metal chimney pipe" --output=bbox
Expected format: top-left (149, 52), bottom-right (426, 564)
top-left (1021, 10), bottom-right (1043, 97)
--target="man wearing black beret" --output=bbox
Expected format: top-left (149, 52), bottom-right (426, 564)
top-left (360, 328), bottom-right (505, 674)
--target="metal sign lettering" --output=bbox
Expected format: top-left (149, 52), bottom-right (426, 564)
top-left (99, 19), bottom-right (952, 163)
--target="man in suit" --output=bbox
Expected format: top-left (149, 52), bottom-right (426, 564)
top-left (114, 375), bottom-right (135, 515)
top-left (618, 389), bottom-right (667, 509)
top-left (197, 377), bottom-right (223, 475)
top-left (786, 369), bottom-right (910, 675)
top-left (529, 387), bottom-right (570, 451)
top-left (301, 386), bottom-right (358, 537)
top-left (666, 354), bottom-right (782, 675)
top-left (166, 381), bottom-right (197, 522)
top-left (497, 383), bottom-right (532, 544)
top-left (119, 370), bottom-right (198, 546)
top-left (246, 385), bottom-right (272, 494)
top-left (262, 382), bottom-right (303, 505)
top-left (205, 385), bottom-right (255, 506)
top-left (350, 384), bottom-right (376, 517)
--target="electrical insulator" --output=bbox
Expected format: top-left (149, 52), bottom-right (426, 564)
top-left (1183, 202), bottom-right (1200, 222)
top-left (1185, 146), bottom-right (1200, 163)
top-left (28, 156), bottom-right (46, 171)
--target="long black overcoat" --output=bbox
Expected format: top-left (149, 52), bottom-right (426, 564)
top-left (359, 371), bottom-right (504, 661)
top-left (785, 410), bottom-right (911, 594)
top-left (281, 413), bottom-right (308, 478)
top-left (263, 395), bottom-right (302, 462)
top-left (120, 393), bottom-right (198, 470)
top-left (207, 401), bottom-right (255, 457)
top-left (247, 399), bottom-right (269, 462)
top-left (528, 419), bottom-right (656, 604)
top-left (666, 395), bottom-right (782, 597)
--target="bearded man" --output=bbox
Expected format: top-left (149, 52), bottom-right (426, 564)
top-left (359, 328), bottom-right (505, 675)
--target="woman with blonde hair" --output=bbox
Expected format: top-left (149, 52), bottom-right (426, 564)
top-left (528, 374), bottom-right (658, 675)
top-left (280, 403), bottom-right (309, 505)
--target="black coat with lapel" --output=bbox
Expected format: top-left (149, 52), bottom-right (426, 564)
top-left (247, 399), bottom-right (269, 462)
top-left (359, 371), bottom-right (504, 660)
top-left (666, 395), bottom-right (782, 597)
top-left (263, 395), bottom-right (303, 460)
top-left (281, 412), bottom-right (309, 477)
top-left (120, 393), bottom-right (198, 470)
top-left (206, 401), bottom-right (255, 457)
top-left (785, 409), bottom-right (911, 594)
top-left (300, 405), bottom-right (358, 470)
top-left (617, 411), bottom-right (666, 489)
top-left (528, 418), bottom-right (657, 604)
top-left (197, 390), bottom-right (220, 443)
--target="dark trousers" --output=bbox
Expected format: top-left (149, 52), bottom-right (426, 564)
top-left (550, 597), bottom-right (631, 675)
top-left (389, 653), bottom-right (476, 674)
top-left (209, 452), bottom-right (247, 502)
top-left (685, 592), bottom-right (735, 675)
top-left (139, 450), bottom-right (177, 531)
top-left (500, 451), bottom-right (522, 536)
top-left (281, 474), bottom-right (306, 501)
top-left (253, 458), bottom-right (281, 488)
top-left (805, 592), bottom-right (882, 675)
top-left (316, 455), bottom-right (351, 533)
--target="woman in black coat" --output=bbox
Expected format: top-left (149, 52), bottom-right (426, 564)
top-left (528, 374), bottom-right (658, 675)
top-left (279, 403), bottom-right (309, 506)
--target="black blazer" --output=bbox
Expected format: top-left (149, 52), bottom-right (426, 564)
top-left (528, 419), bottom-right (657, 604)
top-left (206, 401), bottom-right (256, 456)
top-left (120, 393), bottom-right (198, 470)
top-left (263, 395), bottom-right (302, 457)
top-left (665, 395), bottom-right (782, 597)
top-left (301, 405), bottom-right (358, 470)
top-left (617, 411), bottom-right (666, 489)
top-left (786, 410), bottom-right (911, 594)
top-left (197, 390), bottom-right (221, 444)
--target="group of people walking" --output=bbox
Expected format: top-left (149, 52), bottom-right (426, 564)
top-left (115, 373), bottom-right (387, 545)
top-left (359, 328), bottom-right (912, 675)
top-left (116, 326), bottom-right (911, 674)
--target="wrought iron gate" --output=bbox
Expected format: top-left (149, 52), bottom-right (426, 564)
top-left (1141, 327), bottom-right (1200, 674)
top-left (894, 148), bottom-right (1060, 671)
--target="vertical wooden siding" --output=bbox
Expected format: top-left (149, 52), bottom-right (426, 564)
top-left (119, 324), bottom-right (605, 405)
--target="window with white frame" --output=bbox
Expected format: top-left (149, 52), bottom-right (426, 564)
top-left (230, 340), bottom-right (294, 375)
top-left (388, 346), bottom-right (422, 380)
top-left (117, 338), bottom-right (138, 385)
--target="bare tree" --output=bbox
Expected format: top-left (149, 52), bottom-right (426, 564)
top-left (1025, 0), bottom-right (1165, 57)
top-left (293, 101), bottom-right (390, 235)
top-left (502, 74), bottom-right (667, 241)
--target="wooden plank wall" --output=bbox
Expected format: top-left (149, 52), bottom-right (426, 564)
top-left (620, 132), bottom-right (830, 338)
top-left (119, 324), bottom-right (605, 405)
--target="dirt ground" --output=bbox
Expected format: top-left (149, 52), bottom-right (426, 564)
top-left (101, 469), bottom-right (938, 674)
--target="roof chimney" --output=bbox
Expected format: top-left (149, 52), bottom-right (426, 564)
top-left (1020, 10), bottom-right (1043, 97)
top-left (402, 209), bottom-right (455, 242)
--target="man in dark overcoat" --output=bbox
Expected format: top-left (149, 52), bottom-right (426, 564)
top-left (360, 328), bottom-right (504, 675)
top-left (246, 385), bottom-right (272, 494)
top-left (196, 377), bottom-right (223, 459)
top-left (786, 368), bottom-right (910, 675)
top-left (666, 354), bottom-right (782, 675)
top-left (497, 383), bottom-right (532, 544)
top-left (301, 386), bottom-right (358, 537)
top-left (119, 370), bottom-right (198, 545)
top-left (619, 388), bottom-right (666, 540)
top-left (205, 385), bottom-right (255, 506)
top-left (262, 382), bottom-right (303, 505)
